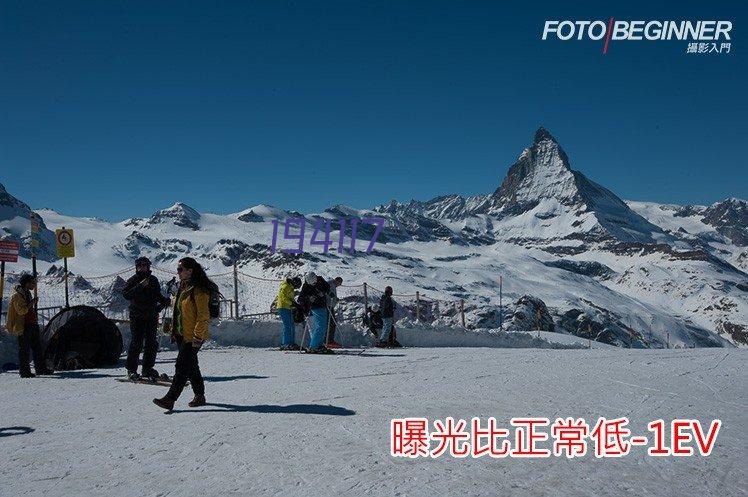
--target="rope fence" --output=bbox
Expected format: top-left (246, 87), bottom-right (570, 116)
top-left (1, 262), bottom-right (476, 328)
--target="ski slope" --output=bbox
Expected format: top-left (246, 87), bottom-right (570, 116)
top-left (0, 346), bottom-right (745, 497)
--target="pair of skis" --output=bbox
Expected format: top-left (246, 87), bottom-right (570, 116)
top-left (116, 375), bottom-right (172, 387)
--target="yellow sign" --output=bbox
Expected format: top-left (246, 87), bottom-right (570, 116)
top-left (55, 228), bottom-right (75, 258)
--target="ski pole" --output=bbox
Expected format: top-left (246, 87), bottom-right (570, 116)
top-left (326, 305), bottom-right (332, 345)
top-left (299, 317), bottom-right (310, 352)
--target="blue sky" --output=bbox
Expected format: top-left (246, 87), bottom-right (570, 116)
top-left (0, 1), bottom-right (746, 220)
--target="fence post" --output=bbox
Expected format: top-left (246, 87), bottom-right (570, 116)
top-left (32, 253), bottom-right (37, 316)
top-left (233, 262), bottom-right (240, 319)
top-left (64, 257), bottom-right (69, 308)
top-left (363, 282), bottom-right (368, 309)
top-left (587, 323), bottom-right (592, 349)
top-left (415, 291), bottom-right (420, 322)
top-left (460, 299), bottom-right (465, 328)
top-left (536, 308), bottom-right (541, 338)
top-left (499, 275), bottom-right (503, 329)
top-left (0, 261), bottom-right (5, 319)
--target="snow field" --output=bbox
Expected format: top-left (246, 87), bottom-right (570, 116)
top-left (0, 345), bottom-right (745, 497)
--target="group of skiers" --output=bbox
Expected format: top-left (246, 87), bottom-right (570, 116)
top-left (3, 256), bottom-right (401, 409)
top-left (273, 272), bottom-right (401, 354)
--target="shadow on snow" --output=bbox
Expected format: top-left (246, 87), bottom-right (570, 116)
top-left (167, 403), bottom-right (356, 416)
top-left (0, 426), bottom-right (34, 438)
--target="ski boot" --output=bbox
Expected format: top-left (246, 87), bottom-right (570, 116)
top-left (143, 369), bottom-right (161, 383)
top-left (128, 371), bottom-right (142, 382)
top-left (325, 341), bottom-right (342, 349)
top-left (188, 395), bottom-right (206, 408)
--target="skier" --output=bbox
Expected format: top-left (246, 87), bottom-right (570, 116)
top-left (325, 276), bottom-right (343, 349)
top-left (122, 257), bottom-right (170, 381)
top-left (298, 271), bottom-right (332, 354)
top-left (363, 304), bottom-right (383, 338)
top-left (4, 273), bottom-right (50, 377)
top-left (275, 276), bottom-right (302, 351)
top-left (153, 257), bottom-right (212, 410)
top-left (377, 286), bottom-right (396, 347)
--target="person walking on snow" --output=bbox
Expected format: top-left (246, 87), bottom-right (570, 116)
top-left (325, 276), bottom-right (343, 349)
top-left (275, 276), bottom-right (302, 351)
top-left (5, 273), bottom-right (50, 377)
top-left (377, 286), bottom-right (396, 347)
top-left (153, 257), bottom-right (212, 410)
top-left (298, 271), bottom-right (332, 354)
top-left (122, 257), bottom-right (171, 381)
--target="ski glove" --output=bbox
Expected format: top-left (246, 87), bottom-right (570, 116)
top-left (192, 339), bottom-right (204, 350)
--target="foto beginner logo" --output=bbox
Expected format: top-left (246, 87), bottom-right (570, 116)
top-left (542, 19), bottom-right (733, 54)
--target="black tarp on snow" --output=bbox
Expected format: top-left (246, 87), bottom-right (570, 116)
top-left (40, 306), bottom-right (123, 371)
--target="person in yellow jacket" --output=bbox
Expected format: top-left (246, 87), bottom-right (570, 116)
top-left (275, 276), bottom-right (301, 350)
top-left (154, 257), bottom-right (213, 410)
top-left (5, 273), bottom-right (49, 377)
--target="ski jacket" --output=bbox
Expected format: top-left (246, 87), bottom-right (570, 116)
top-left (122, 272), bottom-right (170, 321)
top-left (298, 277), bottom-right (331, 310)
top-left (5, 285), bottom-right (32, 336)
top-left (172, 284), bottom-right (211, 343)
top-left (380, 294), bottom-right (395, 318)
top-left (275, 280), bottom-right (296, 310)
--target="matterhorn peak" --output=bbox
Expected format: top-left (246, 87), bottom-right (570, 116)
top-left (492, 127), bottom-right (575, 211)
top-left (533, 126), bottom-right (558, 145)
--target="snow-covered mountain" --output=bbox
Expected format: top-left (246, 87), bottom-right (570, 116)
top-left (0, 183), bottom-right (56, 261)
top-left (1, 128), bottom-right (745, 348)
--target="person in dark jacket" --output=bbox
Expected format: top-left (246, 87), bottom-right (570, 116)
top-left (377, 286), bottom-right (396, 346)
top-left (325, 276), bottom-right (343, 348)
top-left (122, 257), bottom-right (170, 381)
top-left (297, 271), bottom-right (332, 354)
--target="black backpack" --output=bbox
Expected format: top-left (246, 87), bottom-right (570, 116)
top-left (190, 282), bottom-right (222, 319)
top-left (208, 282), bottom-right (222, 319)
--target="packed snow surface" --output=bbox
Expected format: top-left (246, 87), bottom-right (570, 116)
top-left (0, 346), bottom-right (745, 497)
